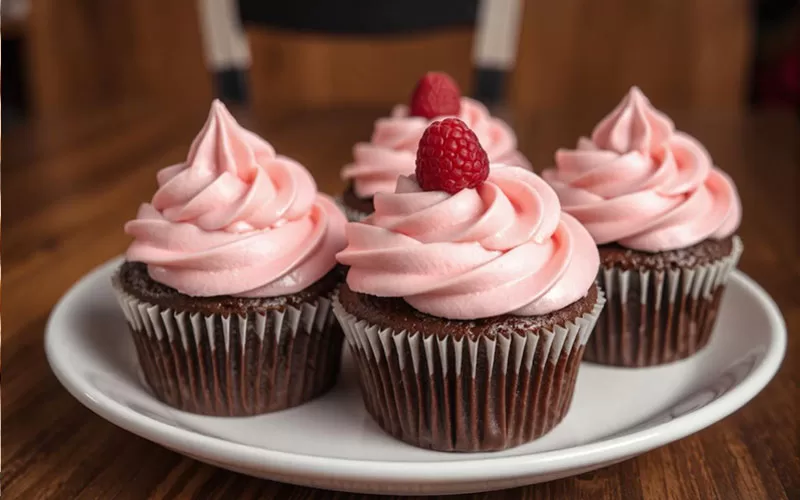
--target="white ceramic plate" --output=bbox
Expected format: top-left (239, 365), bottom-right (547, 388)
top-left (46, 257), bottom-right (786, 496)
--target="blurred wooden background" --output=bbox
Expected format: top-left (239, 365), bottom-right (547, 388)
top-left (23, 0), bottom-right (212, 118)
top-left (10, 0), bottom-right (751, 121)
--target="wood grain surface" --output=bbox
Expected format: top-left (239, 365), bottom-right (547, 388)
top-left (247, 0), bottom-right (750, 115)
top-left (26, 0), bottom-right (211, 120)
top-left (2, 103), bottom-right (798, 499)
top-left (23, 0), bottom-right (749, 120)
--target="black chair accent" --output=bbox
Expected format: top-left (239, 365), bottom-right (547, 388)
top-left (238, 0), bottom-right (478, 35)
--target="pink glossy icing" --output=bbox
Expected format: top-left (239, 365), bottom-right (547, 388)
top-left (125, 100), bottom-right (347, 297)
top-left (341, 98), bottom-right (531, 199)
top-left (542, 87), bottom-right (741, 252)
top-left (337, 167), bottom-right (599, 320)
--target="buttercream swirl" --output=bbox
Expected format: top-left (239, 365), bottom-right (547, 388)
top-left (542, 87), bottom-right (741, 252)
top-left (126, 100), bottom-right (347, 297)
top-left (341, 98), bottom-right (531, 198)
top-left (337, 167), bottom-right (599, 320)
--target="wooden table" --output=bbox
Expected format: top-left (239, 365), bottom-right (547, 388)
top-left (2, 103), bottom-right (798, 499)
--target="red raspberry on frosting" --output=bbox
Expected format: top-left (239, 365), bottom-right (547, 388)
top-left (409, 72), bottom-right (461, 118)
top-left (415, 118), bottom-right (490, 194)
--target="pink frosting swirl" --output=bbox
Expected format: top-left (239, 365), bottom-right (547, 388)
top-left (125, 100), bottom-right (347, 297)
top-left (341, 98), bottom-right (531, 199)
top-left (337, 167), bottom-right (599, 320)
top-left (542, 87), bottom-right (741, 252)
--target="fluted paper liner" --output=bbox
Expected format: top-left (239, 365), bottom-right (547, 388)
top-left (111, 274), bottom-right (344, 416)
top-left (334, 195), bottom-right (370, 222)
top-left (332, 291), bottom-right (605, 452)
top-left (587, 237), bottom-right (743, 367)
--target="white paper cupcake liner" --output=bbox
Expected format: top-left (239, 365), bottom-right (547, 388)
top-left (334, 195), bottom-right (370, 222)
top-left (332, 289), bottom-right (605, 452)
top-left (587, 236), bottom-right (743, 367)
top-left (111, 273), bottom-right (344, 416)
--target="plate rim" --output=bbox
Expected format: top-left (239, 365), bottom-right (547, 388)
top-left (45, 257), bottom-right (787, 484)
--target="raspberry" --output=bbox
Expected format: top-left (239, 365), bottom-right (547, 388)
top-left (415, 118), bottom-right (489, 194)
top-left (409, 72), bottom-right (461, 119)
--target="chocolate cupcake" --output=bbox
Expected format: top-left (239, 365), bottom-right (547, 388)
top-left (334, 118), bottom-right (604, 452)
top-left (112, 100), bottom-right (348, 415)
top-left (543, 87), bottom-right (743, 367)
top-left (338, 72), bottom-right (531, 221)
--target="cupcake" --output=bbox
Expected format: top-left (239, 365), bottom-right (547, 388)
top-left (542, 87), bottom-right (743, 367)
top-left (112, 100), bottom-right (348, 416)
top-left (339, 72), bottom-right (531, 221)
top-left (334, 118), bottom-right (604, 452)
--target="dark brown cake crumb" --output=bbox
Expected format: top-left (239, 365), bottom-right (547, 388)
top-left (338, 283), bottom-right (599, 341)
top-left (117, 261), bottom-right (344, 315)
top-left (599, 236), bottom-right (736, 271)
top-left (341, 183), bottom-right (375, 215)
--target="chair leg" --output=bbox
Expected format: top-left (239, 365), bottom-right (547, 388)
top-left (472, 0), bottom-right (523, 106)
top-left (197, 0), bottom-right (251, 103)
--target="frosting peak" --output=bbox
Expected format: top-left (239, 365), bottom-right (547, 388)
top-left (341, 98), bottom-right (531, 199)
top-left (126, 100), bottom-right (347, 297)
top-left (337, 167), bottom-right (599, 320)
top-left (151, 101), bottom-right (312, 233)
top-left (543, 87), bottom-right (741, 252)
top-left (591, 87), bottom-right (674, 154)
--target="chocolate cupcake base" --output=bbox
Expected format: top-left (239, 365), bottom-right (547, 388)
top-left (586, 236), bottom-right (743, 367)
top-left (337, 184), bottom-right (374, 222)
top-left (112, 262), bottom-right (344, 416)
top-left (333, 284), bottom-right (605, 452)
